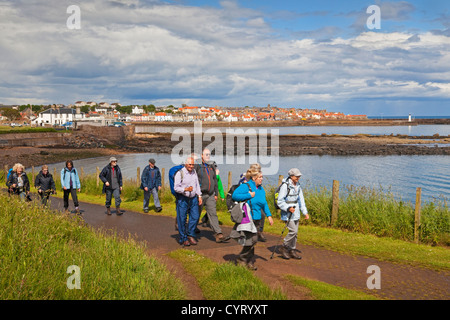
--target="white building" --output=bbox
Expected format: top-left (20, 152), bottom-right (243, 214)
top-left (132, 106), bottom-right (144, 114)
top-left (74, 101), bottom-right (86, 107)
top-left (95, 106), bottom-right (109, 114)
top-left (154, 112), bottom-right (173, 122)
top-left (33, 108), bottom-right (85, 126)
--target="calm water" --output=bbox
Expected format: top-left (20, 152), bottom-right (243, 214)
top-left (136, 124), bottom-right (450, 136)
top-left (43, 153), bottom-right (450, 203)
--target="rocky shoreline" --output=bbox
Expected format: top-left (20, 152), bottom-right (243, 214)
top-left (1, 126), bottom-right (449, 170)
top-left (0, 146), bottom-right (131, 170)
top-left (125, 132), bottom-right (450, 156)
top-left (133, 118), bottom-right (450, 127)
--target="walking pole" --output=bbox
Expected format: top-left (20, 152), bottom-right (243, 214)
top-left (270, 210), bottom-right (293, 259)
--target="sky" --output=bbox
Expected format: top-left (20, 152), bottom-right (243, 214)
top-left (0, 0), bottom-right (449, 116)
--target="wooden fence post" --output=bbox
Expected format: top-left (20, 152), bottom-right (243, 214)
top-left (414, 187), bottom-right (422, 244)
top-left (276, 175), bottom-right (284, 213)
top-left (137, 167), bottom-right (140, 187)
top-left (32, 166), bottom-right (35, 182)
top-left (53, 168), bottom-right (57, 181)
top-left (228, 171), bottom-right (232, 191)
top-left (331, 180), bottom-right (340, 225)
top-left (96, 167), bottom-right (100, 187)
top-left (161, 168), bottom-right (165, 189)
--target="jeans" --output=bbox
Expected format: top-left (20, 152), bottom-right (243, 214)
top-left (18, 192), bottom-right (27, 202)
top-left (105, 188), bottom-right (121, 208)
top-left (176, 195), bottom-right (200, 243)
top-left (143, 188), bottom-right (161, 210)
top-left (64, 188), bottom-right (79, 209)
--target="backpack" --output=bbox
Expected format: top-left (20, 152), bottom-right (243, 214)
top-left (6, 168), bottom-right (13, 181)
top-left (168, 165), bottom-right (184, 197)
top-left (226, 182), bottom-right (252, 224)
top-left (274, 178), bottom-right (296, 210)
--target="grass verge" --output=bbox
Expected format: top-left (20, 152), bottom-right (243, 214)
top-left (167, 249), bottom-right (286, 300)
top-left (0, 193), bottom-right (186, 300)
top-left (284, 275), bottom-right (379, 300)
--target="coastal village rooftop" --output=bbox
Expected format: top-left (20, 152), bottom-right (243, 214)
top-left (0, 102), bottom-right (367, 126)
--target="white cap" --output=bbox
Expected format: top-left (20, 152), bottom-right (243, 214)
top-left (288, 168), bottom-right (302, 177)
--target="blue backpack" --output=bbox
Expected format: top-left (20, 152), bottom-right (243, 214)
top-left (168, 165), bottom-right (184, 197)
top-left (6, 168), bottom-right (13, 181)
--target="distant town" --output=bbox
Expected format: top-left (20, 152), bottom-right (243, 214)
top-left (0, 102), bottom-right (367, 127)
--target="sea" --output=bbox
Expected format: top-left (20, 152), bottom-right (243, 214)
top-left (40, 122), bottom-right (450, 204)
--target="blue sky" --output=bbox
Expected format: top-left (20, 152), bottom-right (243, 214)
top-left (0, 0), bottom-right (449, 115)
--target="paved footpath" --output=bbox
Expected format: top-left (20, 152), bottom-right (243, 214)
top-left (49, 198), bottom-right (449, 300)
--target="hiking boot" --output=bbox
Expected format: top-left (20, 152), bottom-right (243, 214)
top-left (278, 245), bottom-right (291, 260)
top-left (215, 233), bottom-right (228, 243)
top-left (155, 207), bottom-right (162, 212)
top-left (257, 232), bottom-right (267, 242)
top-left (106, 207), bottom-right (112, 215)
top-left (116, 207), bottom-right (123, 215)
top-left (246, 262), bottom-right (258, 271)
top-left (289, 249), bottom-right (302, 260)
top-left (143, 208), bottom-right (149, 213)
top-left (75, 207), bottom-right (80, 215)
top-left (235, 257), bottom-right (247, 267)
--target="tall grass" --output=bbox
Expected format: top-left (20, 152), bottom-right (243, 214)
top-left (266, 183), bottom-right (449, 246)
top-left (0, 193), bottom-right (186, 299)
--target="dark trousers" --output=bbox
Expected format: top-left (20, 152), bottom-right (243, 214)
top-left (39, 192), bottom-right (50, 206)
top-left (63, 188), bottom-right (79, 209)
top-left (105, 188), bottom-right (121, 208)
top-left (239, 220), bottom-right (261, 263)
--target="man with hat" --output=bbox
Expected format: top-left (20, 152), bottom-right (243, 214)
top-left (276, 168), bottom-right (309, 260)
top-left (99, 156), bottom-right (123, 215)
top-left (140, 158), bottom-right (162, 213)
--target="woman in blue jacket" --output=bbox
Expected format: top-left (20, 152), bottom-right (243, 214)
top-left (60, 160), bottom-right (81, 214)
top-left (231, 166), bottom-right (273, 270)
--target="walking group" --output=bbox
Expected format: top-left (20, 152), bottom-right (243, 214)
top-left (6, 158), bottom-right (125, 215)
top-left (6, 150), bottom-right (310, 271)
top-left (170, 148), bottom-right (310, 270)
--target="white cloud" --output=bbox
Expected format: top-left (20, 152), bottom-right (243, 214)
top-left (0, 0), bottom-right (448, 115)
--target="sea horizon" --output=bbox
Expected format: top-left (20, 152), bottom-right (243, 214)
top-left (367, 115), bottom-right (450, 120)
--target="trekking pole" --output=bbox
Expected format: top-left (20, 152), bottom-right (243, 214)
top-left (270, 210), bottom-right (293, 259)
